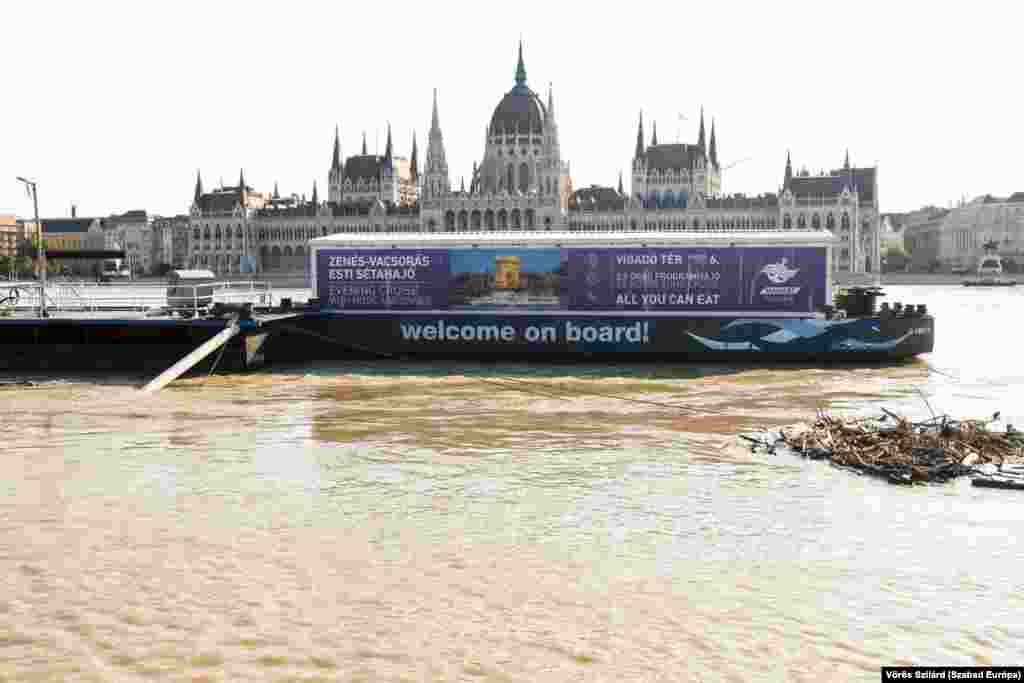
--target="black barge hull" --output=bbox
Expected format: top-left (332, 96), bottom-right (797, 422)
top-left (0, 318), bottom-right (267, 373)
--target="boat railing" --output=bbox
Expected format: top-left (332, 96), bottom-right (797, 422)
top-left (0, 280), bottom-right (274, 316)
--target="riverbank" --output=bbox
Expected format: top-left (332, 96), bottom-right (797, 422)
top-left (835, 272), bottom-right (999, 286)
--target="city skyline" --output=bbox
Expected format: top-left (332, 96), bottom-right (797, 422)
top-left (3, 0), bottom-right (1021, 219)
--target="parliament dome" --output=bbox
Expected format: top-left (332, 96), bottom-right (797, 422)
top-left (488, 44), bottom-right (547, 135)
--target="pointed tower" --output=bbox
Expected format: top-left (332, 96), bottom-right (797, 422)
top-left (384, 123), bottom-right (393, 164)
top-left (784, 150), bottom-right (793, 191)
top-left (311, 180), bottom-right (318, 206)
top-left (843, 149), bottom-right (851, 170)
top-left (361, 132), bottom-right (368, 155)
top-left (238, 168), bottom-right (246, 193)
top-left (634, 110), bottom-right (645, 159)
top-left (697, 107), bottom-right (706, 151)
top-left (423, 88), bottom-right (450, 200)
top-left (410, 132), bottom-right (419, 182)
top-left (632, 110), bottom-right (647, 201)
top-left (193, 170), bottom-right (203, 204)
top-left (329, 126), bottom-right (343, 203)
top-left (514, 40), bottom-right (527, 91)
top-left (546, 82), bottom-right (560, 163)
top-left (709, 119), bottom-right (718, 168)
top-left (273, 181), bottom-right (280, 200)
top-left (651, 121), bottom-right (658, 147)
top-left (332, 125), bottom-right (341, 170)
top-left (618, 171), bottom-right (624, 196)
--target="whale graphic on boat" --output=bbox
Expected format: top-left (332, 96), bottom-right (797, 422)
top-left (687, 318), bottom-right (917, 353)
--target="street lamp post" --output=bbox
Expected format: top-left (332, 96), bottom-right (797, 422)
top-left (15, 176), bottom-right (47, 318)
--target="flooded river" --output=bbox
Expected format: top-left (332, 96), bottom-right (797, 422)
top-left (2, 285), bottom-right (1023, 681)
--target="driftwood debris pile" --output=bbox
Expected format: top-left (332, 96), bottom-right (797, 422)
top-left (745, 409), bottom-right (1024, 486)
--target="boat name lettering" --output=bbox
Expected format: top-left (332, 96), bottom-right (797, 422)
top-left (327, 255), bottom-right (432, 268)
top-left (328, 268), bottom-right (419, 281)
top-left (615, 253), bottom-right (720, 266)
top-left (398, 320), bottom-right (651, 345)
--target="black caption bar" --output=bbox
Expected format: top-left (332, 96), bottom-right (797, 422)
top-left (882, 668), bottom-right (1023, 681)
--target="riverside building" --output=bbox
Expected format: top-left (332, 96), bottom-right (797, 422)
top-left (187, 44), bottom-right (881, 276)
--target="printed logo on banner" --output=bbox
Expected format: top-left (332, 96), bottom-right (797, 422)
top-left (758, 257), bottom-right (802, 299)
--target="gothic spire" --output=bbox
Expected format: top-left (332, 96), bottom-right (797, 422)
top-left (697, 107), bottom-right (706, 150)
top-left (784, 150), bottom-right (793, 190)
top-left (193, 170), bottom-right (203, 203)
top-left (618, 171), bottom-right (624, 195)
top-left (410, 132), bottom-right (418, 180)
top-left (431, 88), bottom-right (441, 135)
top-left (311, 180), bottom-right (318, 205)
top-left (635, 110), bottom-right (645, 159)
top-left (384, 123), bottom-right (393, 163)
top-left (515, 41), bottom-right (527, 87)
top-left (460, 176), bottom-right (465, 193)
top-left (709, 118), bottom-right (718, 168)
top-left (844, 149), bottom-right (850, 170)
top-left (547, 82), bottom-right (555, 120)
top-left (273, 181), bottom-right (279, 199)
top-left (332, 125), bottom-right (341, 170)
top-left (361, 132), bottom-right (367, 155)
top-left (238, 168), bottom-right (246, 195)
top-left (651, 120), bottom-right (658, 147)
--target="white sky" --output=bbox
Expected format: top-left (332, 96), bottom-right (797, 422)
top-left (3, 0), bottom-right (1021, 219)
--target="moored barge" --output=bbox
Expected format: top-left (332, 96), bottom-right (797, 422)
top-left (261, 230), bottom-right (934, 363)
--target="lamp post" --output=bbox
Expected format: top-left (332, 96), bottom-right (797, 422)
top-left (15, 176), bottom-right (46, 318)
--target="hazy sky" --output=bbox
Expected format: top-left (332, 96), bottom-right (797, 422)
top-left (3, 0), bottom-right (1021, 219)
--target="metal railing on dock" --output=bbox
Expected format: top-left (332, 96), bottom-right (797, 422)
top-left (0, 280), bottom-right (274, 318)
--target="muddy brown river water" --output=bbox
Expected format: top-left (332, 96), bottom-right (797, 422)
top-left (1, 285), bottom-right (1023, 681)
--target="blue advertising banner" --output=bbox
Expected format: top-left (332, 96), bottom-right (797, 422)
top-left (316, 246), bottom-right (826, 313)
top-left (565, 247), bottom-right (826, 313)
top-left (317, 249), bottom-right (449, 309)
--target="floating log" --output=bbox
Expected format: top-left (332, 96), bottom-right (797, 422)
top-left (140, 317), bottom-right (240, 393)
top-left (746, 410), bottom-right (1024, 485)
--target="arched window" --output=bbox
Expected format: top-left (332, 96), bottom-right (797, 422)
top-left (826, 214), bottom-right (835, 231)
top-left (485, 210), bottom-right (495, 230)
top-left (445, 211), bottom-right (456, 231)
top-left (797, 214), bottom-right (806, 230)
top-left (812, 214), bottom-right (821, 230)
top-left (510, 209), bottom-right (521, 229)
top-left (458, 211), bottom-right (468, 231)
top-left (498, 209), bottom-right (508, 229)
top-left (471, 210), bottom-right (481, 230)
top-left (841, 212), bottom-right (850, 231)
top-left (783, 215), bottom-right (792, 230)
top-left (506, 164), bottom-right (514, 193)
top-left (519, 162), bottom-right (530, 194)
top-left (524, 208), bottom-right (535, 229)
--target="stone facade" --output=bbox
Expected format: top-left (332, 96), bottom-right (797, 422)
top-left (903, 194), bottom-right (1024, 271)
top-left (186, 44), bottom-right (882, 276)
top-left (0, 214), bottom-right (22, 260)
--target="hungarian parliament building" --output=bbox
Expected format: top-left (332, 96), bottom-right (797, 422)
top-left (189, 45), bottom-right (881, 274)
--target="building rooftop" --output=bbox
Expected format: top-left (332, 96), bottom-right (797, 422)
top-left (311, 229), bottom-right (835, 248)
top-left (788, 167), bottom-right (876, 204)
